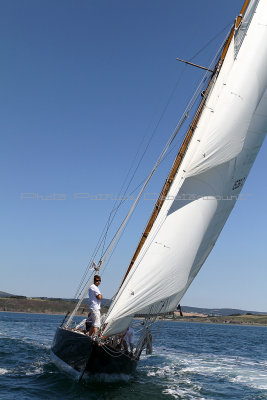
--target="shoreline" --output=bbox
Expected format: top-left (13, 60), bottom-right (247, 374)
top-left (163, 317), bottom-right (267, 327)
top-left (0, 310), bottom-right (86, 317)
top-left (1, 298), bottom-right (266, 327)
top-left (1, 310), bottom-right (267, 327)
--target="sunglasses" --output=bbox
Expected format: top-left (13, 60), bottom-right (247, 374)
top-left (95, 279), bottom-right (101, 282)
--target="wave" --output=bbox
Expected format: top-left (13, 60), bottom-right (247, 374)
top-left (139, 345), bottom-right (267, 398)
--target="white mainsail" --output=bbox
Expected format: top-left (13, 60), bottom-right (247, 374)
top-left (103, 0), bottom-right (266, 336)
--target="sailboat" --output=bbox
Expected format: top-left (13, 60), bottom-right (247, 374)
top-left (51, 0), bottom-right (266, 378)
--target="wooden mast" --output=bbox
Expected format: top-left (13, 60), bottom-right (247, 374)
top-left (120, 0), bottom-right (251, 287)
top-left (220, 0), bottom-right (251, 61)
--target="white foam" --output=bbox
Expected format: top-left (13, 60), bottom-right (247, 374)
top-left (141, 345), bottom-right (267, 396)
top-left (0, 368), bottom-right (9, 375)
top-left (147, 364), bottom-right (175, 377)
top-left (25, 366), bottom-right (44, 376)
top-left (163, 387), bottom-right (205, 400)
top-left (141, 360), bottom-right (203, 399)
top-left (229, 371), bottom-right (267, 390)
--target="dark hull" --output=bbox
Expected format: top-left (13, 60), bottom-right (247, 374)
top-left (51, 327), bottom-right (138, 376)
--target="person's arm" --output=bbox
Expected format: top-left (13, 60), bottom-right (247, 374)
top-left (95, 286), bottom-right (102, 300)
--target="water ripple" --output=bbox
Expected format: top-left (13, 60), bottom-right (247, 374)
top-left (0, 313), bottom-right (267, 400)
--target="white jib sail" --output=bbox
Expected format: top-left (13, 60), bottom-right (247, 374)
top-left (103, 0), bottom-right (267, 336)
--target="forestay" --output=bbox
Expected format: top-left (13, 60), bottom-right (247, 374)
top-left (103, 0), bottom-right (267, 336)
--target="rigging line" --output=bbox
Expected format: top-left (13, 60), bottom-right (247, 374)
top-left (100, 239), bottom-right (120, 276)
top-left (108, 25), bottom-right (233, 227)
top-left (98, 66), bottom-right (190, 258)
top-left (99, 151), bottom-right (149, 259)
top-left (73, 21), bottom-right (232, 303)
top-left (99, 29), bottom-right (224, 256)
top-left (100, 156), bottom-right (180, 278)
top-left (160, 117), bottom-right (198, 163)
top-left (101, 344), bottom-right (122, 354)
top-left (94, 109), bottom-right (191, 308)
top-left (73, 245), bottom-right (101, 299)
top-left (74, 146), bottom-right (154, 296)
top-left (188, 21), bottom-right (234, 63)
top-left (74, 25), bottom-right (227, 295)
top-left (92, 181), bottom-right (153, 280)
top-left (100, 213), bottom-right (113, 258)
top-left (97, 126), bottom-right (189, 262)
top-left (73, 221), bottom-right (112, 298)
top-left (99, 182), bottom-right (153, 278)
top-left (73, 198), bottom-right (125, 299)
top-left (98, 82), bottom-right (177, 255)
top-left (78, 186), bottom-right (142, 293)
top-left (100, 73), bottom-right (200, 260)
top-left (73, 211), bottom-right (118, 298)
top-left (79, 203), bottom-right (133, 296)
top-left (99, 66), bottom-right (190, 260)
top-left (75, 177), bottom-right (149, 299)
top-left (88, 68), bottom-right (189, 263)
top-left (101, 345), bottom-right (132, 359)
top-left (100, 142), bottom-right (151, 247)
top-left (92, 111), bottom-right (169, 262)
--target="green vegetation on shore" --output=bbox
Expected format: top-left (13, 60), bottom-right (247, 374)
top-left (170, 314), bottom-right (267, 326)
top-left (0, 297), bottom-right (105, 316)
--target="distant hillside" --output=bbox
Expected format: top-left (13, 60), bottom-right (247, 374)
top-left (0, 297), bottom-right (109, 315)
top-left (27, 298), bottom-right (267, 315)
top-left (38, 297), bottom-right (112, 308)
top-left (1, 292), bottom-right (266, 316)
top-left (173, 313), bottom-right (267, 326)
top-left (180, 306), bottom-right (267, 316)
top-left (0, 291), bottom-right (17, 298)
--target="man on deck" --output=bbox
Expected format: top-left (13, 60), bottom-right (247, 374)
top-left (88, 275), bottom-right (102, 336)
top-left (122, 326), bottom-right (134, 356)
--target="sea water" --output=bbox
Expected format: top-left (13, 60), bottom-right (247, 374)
top-left (0, 312), bottom-right (266, 400)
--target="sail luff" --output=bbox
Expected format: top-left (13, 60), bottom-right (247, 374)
top-left (237, 0), bottom-right (253, 25)
top-left (119, 11), bottom-right (242, 288)
top-left (219, 0), bottom-right (251, 63)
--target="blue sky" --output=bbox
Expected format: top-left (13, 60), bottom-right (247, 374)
top-left (1, 0), bottom-right (266, 312)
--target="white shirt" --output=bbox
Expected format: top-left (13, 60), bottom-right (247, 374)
top-left (88, 283), bottom-right (101, 310)
top-left (124, 327), bottom-right (134, 344)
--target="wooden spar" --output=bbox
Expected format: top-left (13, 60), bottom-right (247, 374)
top-left (119, 0), bottom-right (251, 288)
top-left (236, 0), bottom-right (252, 28)
top-left (176, 58), bottom-right (214, 72)
top-left (220, 0), bottom-right (251, 61)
